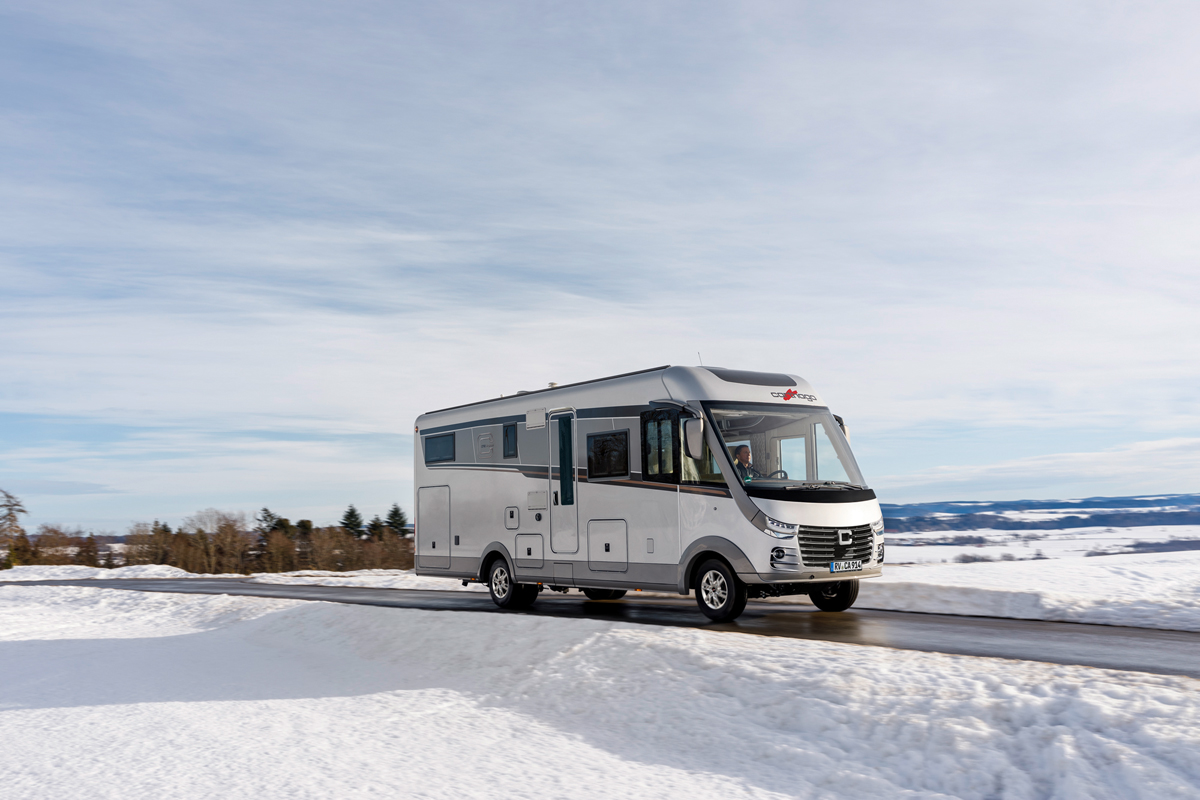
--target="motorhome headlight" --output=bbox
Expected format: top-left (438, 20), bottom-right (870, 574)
top-left (763, 516), bottom-right (799, 538)
top-left (870, 518), bottom-right (885, 534)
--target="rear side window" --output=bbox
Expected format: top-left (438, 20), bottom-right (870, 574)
top-left (587, 430), bottom-right (629, 479)
top-left (502, 423), bottom-right (518, 459)
top-left (641, 409), bottom-right (679, 483)
top-left (423, 433), bottom-right (455, 464)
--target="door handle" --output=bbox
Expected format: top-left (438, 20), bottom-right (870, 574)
top-left (553, 491), bottom-right (559, 505)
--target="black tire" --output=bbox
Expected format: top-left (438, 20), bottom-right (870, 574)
top-left (488, 559), bottom-right (538, 610)
top-left (694, 559), bottom-right (748, 622)
top-left (808, 579), bottom-right (859, 612)
top-left (582, 588), bottom-right (628, 601)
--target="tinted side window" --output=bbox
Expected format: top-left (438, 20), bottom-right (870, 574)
top-left (423, 433), bottom-right (455, 464)
top-left (640, 409), bottom-right (679, 483)
top-left (502, 423), bottom-right (518, 459)
top-left (587, 430), bottom-right (629, 479)
top-left (557, 416), bottom-right (574, 506)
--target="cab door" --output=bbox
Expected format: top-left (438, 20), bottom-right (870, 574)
top-left (549, 412), bottom-right (579, 553)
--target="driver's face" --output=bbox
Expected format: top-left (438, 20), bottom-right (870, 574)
top-left (736, 448), bottom-right (751, 465)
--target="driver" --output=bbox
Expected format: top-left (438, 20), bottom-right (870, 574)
top-left (732, 445), bottom-right (762, 483)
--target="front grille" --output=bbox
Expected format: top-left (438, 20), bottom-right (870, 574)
top-left (797, 524), bottom-right (874, 567)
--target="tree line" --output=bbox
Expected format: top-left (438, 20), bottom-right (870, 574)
top-left (0, 489), bottom-right (413, 573)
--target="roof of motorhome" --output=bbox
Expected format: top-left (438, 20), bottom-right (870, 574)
top-left (422, 365), bottom-right (672, 415)
top-left (420, 365), bottom-right (814, 418)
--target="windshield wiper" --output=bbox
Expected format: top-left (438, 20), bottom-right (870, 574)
top-left (784, 481), bottom-right (866, 491)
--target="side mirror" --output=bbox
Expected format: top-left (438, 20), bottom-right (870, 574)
top-left (683, 418), bottom-right (705, 460)
top-left (834, 414), bottom-right (850, 441)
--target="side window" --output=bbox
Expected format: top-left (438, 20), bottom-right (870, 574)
top-left (682, 432), bottom-right (724, 485)
top-left (423, 433), bottom-right (455, 464)
top-left (640, 409), bottom-right (679, 483)
top-left (557, 416), bottom-right (574, 506)
top-left (502, 423), bottom-right (518, 459)
top-left (587, 430), bottom-right (629, 480)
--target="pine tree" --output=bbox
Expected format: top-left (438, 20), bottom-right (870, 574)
top-left (101, 547), bottom-right (117, 569)
top-left (366, 515), bottom-right (386, 541)
top-left (255, 508), bottom-right (280, 535)
top-left (340, 505), bottom-right (365, 537)
top-left (386, 504), bottom-right (409, 536)
top-left (74, 534), bottom-right (101, 567)
top-left (9, 531), bottom-right (34, 566)
top-left (0, 489), bottom-right (27, 538)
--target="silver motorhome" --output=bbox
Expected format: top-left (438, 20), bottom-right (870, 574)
top-left (413, 366), bottom-right (884, 622)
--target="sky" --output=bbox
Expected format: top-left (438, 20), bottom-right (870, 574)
top-left (2, 0), bottom-right (1199, 532)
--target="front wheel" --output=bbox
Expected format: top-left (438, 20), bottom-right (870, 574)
top-left (694, 559), bottom-right (748, 622)
top-left (488, 560), bottom-right (538, 610)
top-left (808, 579), bottom-right (859, 612)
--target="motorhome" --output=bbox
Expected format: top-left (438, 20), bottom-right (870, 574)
top-left (412, 365), bottom-right (883, 622)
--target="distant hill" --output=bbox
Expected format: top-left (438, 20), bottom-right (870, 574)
top-left (881, 493), bottom-right (1200, 532)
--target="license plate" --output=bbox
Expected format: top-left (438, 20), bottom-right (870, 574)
top-left (830, 560), bottom-right (863, 573)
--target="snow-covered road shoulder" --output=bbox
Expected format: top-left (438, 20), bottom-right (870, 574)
top-left (6, 549), bottom-right (1200, 634)
top-left (3, 583), bottom-right (1200, 799)
top-left (859, 551), bottom-right (1200, 632)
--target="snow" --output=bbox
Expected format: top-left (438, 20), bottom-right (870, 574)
top-left (2, 584), bottom-right (1199, 799)
top-left (0, 564), bottom-right (200, 580)
top-left (7, 528), bottom-right (1200, 634)
top-left (887, 525), bottom-right (1200, 563)
top-left (857, 552), bottom-right (1200, 632)
top-left (247, 568), bottom-right (488, 592)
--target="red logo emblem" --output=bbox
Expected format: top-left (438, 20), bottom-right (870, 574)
top-left (780, 389), bottom-right (799, 401)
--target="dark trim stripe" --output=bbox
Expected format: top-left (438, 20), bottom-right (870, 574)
top-left (420, 405), bottom-right (652, 436)
top-left (680, 485), bottom-right (733, 497)
top-left (420, 414), bottom-right (526, 436)
top-left (424, 462), bottom-right (713, 496)
top-left (577, 405), bottom-right (649, 419)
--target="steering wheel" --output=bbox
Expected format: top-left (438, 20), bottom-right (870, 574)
top-left (766, 470), bottom-right (788, 479)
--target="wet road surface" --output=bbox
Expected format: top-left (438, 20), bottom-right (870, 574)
top-left (7, 578), bottom-right (1200, 679)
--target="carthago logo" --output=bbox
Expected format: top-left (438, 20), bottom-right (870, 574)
top-left (771, 389), bottom-right (816, 401)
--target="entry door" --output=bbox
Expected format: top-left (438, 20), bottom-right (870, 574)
top-left (549, 412), bottom-right (579, 553)
top-left (416, 486), bottom-right (451, 569)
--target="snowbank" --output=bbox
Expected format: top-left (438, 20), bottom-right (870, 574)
top-left (0, 564), bottom-right (198, 580)
top-left (859, 551), bottom-right (1200, 631)
top-left (247, 568), bottom-right (488, 592)
top-left (1, 584), bottom-right (1198, 799)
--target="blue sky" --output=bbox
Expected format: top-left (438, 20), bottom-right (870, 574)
top-left (3, 1), bottom-right (1199, 531)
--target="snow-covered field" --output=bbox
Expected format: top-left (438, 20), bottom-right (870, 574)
top-left (3, 584), bottom-right (1199, 799)
top-left (887, 525), bottom-right (1200, 563)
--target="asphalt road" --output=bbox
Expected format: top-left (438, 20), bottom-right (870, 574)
top-left (8, 578), bottom-right (1200, 679)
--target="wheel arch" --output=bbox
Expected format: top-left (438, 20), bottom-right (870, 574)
top-left (478, 542), bottom-right (515, 582)
top-left (678, 536), bottom-right (755, 593)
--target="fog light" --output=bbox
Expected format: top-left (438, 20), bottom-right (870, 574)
top-left (771, 547), bottom-right (786, 560)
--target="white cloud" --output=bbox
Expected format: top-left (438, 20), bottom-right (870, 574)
top-left (3, 1), bottom-right (1200, 526)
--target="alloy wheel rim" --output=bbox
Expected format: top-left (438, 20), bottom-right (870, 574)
top-left (492, 567), bottom-right (510, 598)
top-left (701, 570), bottom-right (728, 609)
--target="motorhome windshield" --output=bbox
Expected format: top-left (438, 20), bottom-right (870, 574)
top-left (707, 403), bottom-right (866, 489)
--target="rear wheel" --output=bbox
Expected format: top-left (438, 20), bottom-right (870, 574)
top-left (488, 559), bottom-right (539, 610)
top-left (808, 579), bottom-right (859, 612)
top-left (694, 559), bottom-right (748, 622)
top-left (582, 588), bottom-right (627, 601)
